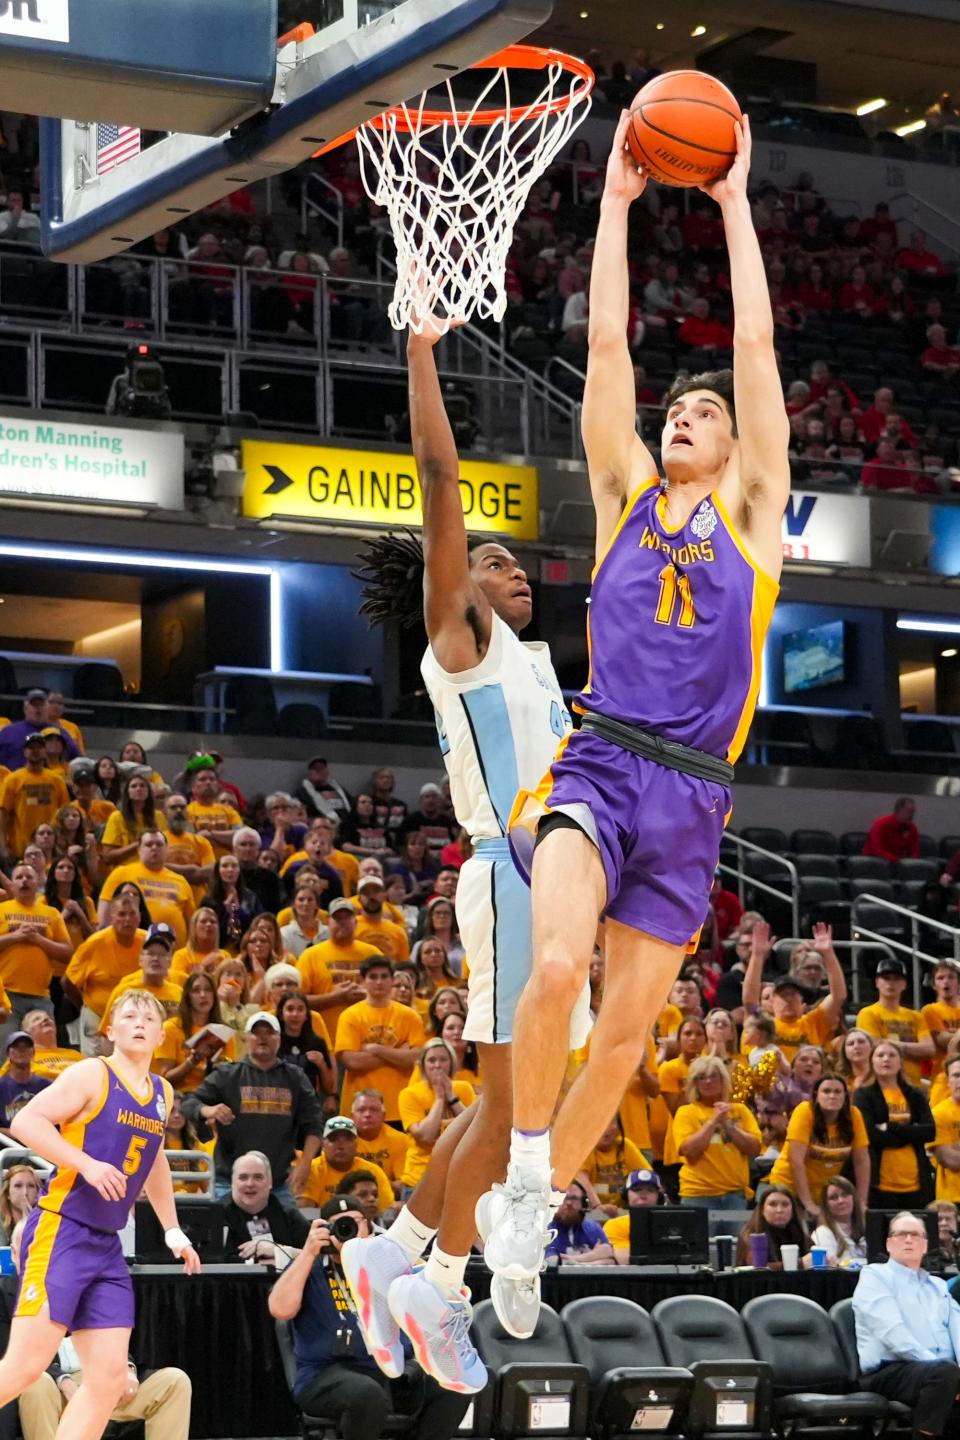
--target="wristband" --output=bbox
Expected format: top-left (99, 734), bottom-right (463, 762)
top-left (165, 1226), bottom-right (190, 1255)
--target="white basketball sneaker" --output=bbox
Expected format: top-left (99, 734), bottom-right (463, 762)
top-left (476, 1162), bottom-right (555, 1281)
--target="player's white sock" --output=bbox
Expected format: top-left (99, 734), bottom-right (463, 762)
top-left (424, 1245), bottom-right (469, 1299)
top-left (510, 1126), bottom-right (551, 1172)
top-left (387, 1206), bottom-right (437, 1263)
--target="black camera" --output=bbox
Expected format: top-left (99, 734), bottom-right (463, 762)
top-left (105, 343), bottom-right (172, 420)
top-left (330, 1214), bottom-right (360, 1243)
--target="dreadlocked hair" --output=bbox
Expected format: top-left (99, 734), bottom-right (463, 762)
top-left (353, 530), bottom-right (425, 630)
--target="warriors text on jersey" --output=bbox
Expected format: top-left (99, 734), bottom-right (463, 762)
top-left (577, 481), bottom-right (778, 763)
top-left (38, 1059), bottom-right (167, 1232)
top-left (421, 612), bottom-right (571, 843)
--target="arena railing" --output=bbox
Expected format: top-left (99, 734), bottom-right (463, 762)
top-left (718, 833), bottom-right (800, 939)
top-left (300, 175), bottom-right (345, 251)
top-left (851, 891), bottom-right (960, 1007)
top-left (771, 936), bottom-right (898, 1009)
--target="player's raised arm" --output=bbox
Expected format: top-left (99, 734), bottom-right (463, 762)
top-left (407, 322), bottom-right (491, 671)
top-left (583, 110), bottom-right (658, 559)
top-left (703, 117), bottom-right (790, 525)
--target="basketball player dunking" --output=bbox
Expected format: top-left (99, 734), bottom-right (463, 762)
top-left (478, 113), bottom-right (790, 1314)
top-left (341, 319), bottom-right (590, 1389)
top-left (0, 991), bottom-right (200, 1440)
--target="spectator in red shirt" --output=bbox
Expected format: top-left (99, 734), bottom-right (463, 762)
top-left (896, 230), bottom-right (946, 278)
top-left (838, 264), bottom-right (877, 318)
top-left (820, 383), bottom-right (857, 439)
top-left (860, 387), bottom-right (917, 447)
top-left (808, 359), bottom-right (859, 411)
top-left (797, 261), bottom-right (834, 314)
top-left (858, 201), bottom-right (899, 248)
top-left (921, 324), bottom-right (960, 377)
top-left (677, 297), bottom-right (732, 351)
top-left (860, 438), bottom-right (923, 491)
top-left (710, 872), bottom-right (743, 941)
top-left (863, 798), bottom-right (920, 863)
top-left (681, 199), bottom-right (724, 253)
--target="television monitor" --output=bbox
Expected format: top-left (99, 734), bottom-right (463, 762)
top-left (864, 1209), bottom-right (939, 1267)
top-left (629, 1205), bottom-right (709, 1265)
top-left (783, 619), bottom-right (846, 694)
top-left (134, 1198), bottom-right (225, 1264)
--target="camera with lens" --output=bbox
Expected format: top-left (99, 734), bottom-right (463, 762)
top-left (105, 342), bottom-right (172, 420)
top-left (330, 1214), bottom-right (360, 1243)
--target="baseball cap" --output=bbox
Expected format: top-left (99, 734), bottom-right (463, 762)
top-left (23, 733), bottom-right (46, 746)
top-left (771, 975), bottom-right (810, 997)
top-left (24, 688), bottom-right (47, 703)
top-left (320, 1195), bottom-right (362, 1221)
top-left (876, 958), bottom-right (908, 978)
top-left (323, 1116), bottom-right (357, 1138)
top-left (39, 726), bottom-right (62, 740)
top-left (357, 875), bottom-right (385, 892)
top-left (419, 782), bottom-right (444, 797)
top-left (244, 1010), bottom-right (280, 1033)
top-left (328, 898), bottom-right (355, 916)
top-left (69, 758), bottom-right (96, 783)
top-left (308, 756), bottom-right (327, 767)
top-left (5, 1031), bottom-right (33, 1050)
top-left (144, 923), bottom-right (175, 950)
top-left (627, 1168), bottom-right (663, 1191)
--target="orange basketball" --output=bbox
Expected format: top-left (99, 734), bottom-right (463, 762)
top-left (627, 70), bottom-right (741, 188)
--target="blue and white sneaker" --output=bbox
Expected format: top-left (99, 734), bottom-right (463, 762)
top-left (340, 1234), bottom-right (410, 1378)
top-left (387, 1270), bottom-right (488, 1394)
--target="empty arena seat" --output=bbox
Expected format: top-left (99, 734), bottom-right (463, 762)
top-left (840, 831), bottom-right (869, 856)
top-left (852, 902), bottom-right (910, 945)
top-left (940, 835), bottom-right (960, 860)
top-left (741, 1295), bottom-right (890, 1436)
top-left (652, 1296), bottom-right (771, 1438)
top-left (790, 829), bottom-right (838, 855)
top-left (472, 1301), bottom-right (590, 1440)
top-left (562, 1296), bottom-right (694, 1439)
top-left (849, 878), bottom-right (896, 902)
top-left (918, 834), bottom-right (940, 859)
top-left (798, 877), bottom-right (846, 923)
top-left (741, 828), bottom-right (788, 854)
top-left (893, 858), bottom-right (941, 883)
top-left (830, 716), bottom-right (887, 771)
top-left (795, 855), bottom-right (840, 879)
top-left (845, 856), bottom-right (892, 882)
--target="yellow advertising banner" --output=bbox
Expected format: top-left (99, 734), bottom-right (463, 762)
top-left (240, 440), bottom-right (539, 542)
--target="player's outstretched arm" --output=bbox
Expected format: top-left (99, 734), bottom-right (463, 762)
top-left (407, 321), bottom-right (492, 671)
top-left (10, 1059), bottom-right (124, 1197)
top-left (701, 117), bottom-right (790, 523)
top-left (583, 111), bottom-right (658, 561)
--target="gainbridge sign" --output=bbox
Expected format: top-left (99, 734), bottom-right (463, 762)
top-left (241, 440), bottom-right (539, 542)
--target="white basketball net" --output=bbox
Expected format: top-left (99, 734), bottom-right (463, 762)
top-left (356, 54), bottom-right (593, 335)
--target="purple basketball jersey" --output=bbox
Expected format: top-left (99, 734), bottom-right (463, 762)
top-left (38, 1059), bottom-right (167, 1233)
top-left (576, 481), bottom-right (779, 762)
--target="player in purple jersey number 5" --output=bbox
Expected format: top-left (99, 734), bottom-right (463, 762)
top-left (0, 990), bottom-right (200, 1440)
top-left (478, 113), bottom-right (791, 1320)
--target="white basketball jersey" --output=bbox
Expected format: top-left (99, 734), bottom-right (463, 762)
top-left (421, 613), bottom-right (571, 844)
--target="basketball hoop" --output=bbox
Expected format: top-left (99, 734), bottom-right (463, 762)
top-left (355, 44), bottom-right (594, 335)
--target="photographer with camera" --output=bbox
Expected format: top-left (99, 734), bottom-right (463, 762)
top-left (269, 1197), bottom-right (469, 1440)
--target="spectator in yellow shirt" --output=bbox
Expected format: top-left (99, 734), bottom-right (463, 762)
top-left (577, 1114), bottom-right (645, 1214)
top-left (922, 961), bottom-right (960, 1081)
top-left (162, 793), bottom-right (216, 902)
top-left (171, 907), bottom-right (225, 982)
top-left (45, 692), bottom-right (83, 754)
top-left (313, 816), bottom-right (359, 895)
top-left (335, 956), bottom-right (425, 1121)
top-left (186, 761), bottom-right (242, 851)
top-left (673, 1056), bottom-right (762, 1208)
top-left (856, 956), bottom-right (935, 1087)
top-left (350, 1088), bottom-right (412, 1194)
top-left (298, 1115), bottom-right (395, 1212)
top-left (767, 1073), bottom-right (870, 1217)
top-left (153, 970), bottom-right (237, 1092)
top-left (398, 1038), bottom-right (476, 1191)
top-left (932, 1054), bottom-right (960, 1203)
top-left (99, 773), bottom-right (160, 868)
top-left (353, 876), bottom-right (410, 962)
top-left (98, 830), bottom-right (195, 947)
top-left (297, 900), bottom-right (375, 1040)
top-left (97, 921), bottom-right (184, 1028)
top-left (17, 1009), bottom-right (80, 1075)
top-left (62, 894), bottom-right (143, 1052)
top-left (0, 863), bottom-right (71, 1025)
top-left (0, 735), bottom-right (69, 861)
top-left (603, 1167), bottom-right (664, 1262)
top-left (742, 921), bottom-right (846, 1062)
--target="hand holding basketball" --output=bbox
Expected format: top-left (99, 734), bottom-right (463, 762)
top-left (699, 114), bottom-right (751, 204)
top-left (604, 110), bottom-right (648, 203)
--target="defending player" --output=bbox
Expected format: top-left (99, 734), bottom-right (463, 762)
top-left (478, 113), bottom-right (790, 1306)
top-left (0, 990), bottom-right (200, 1440)
top-left (341, 320), bottom-right (590, 1390)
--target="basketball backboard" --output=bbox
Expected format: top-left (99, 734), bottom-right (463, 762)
top-left (39, 0), bottom-right (554, 264)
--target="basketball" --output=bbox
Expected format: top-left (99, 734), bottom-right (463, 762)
top-left (627, 70), bottom-right (742, 188)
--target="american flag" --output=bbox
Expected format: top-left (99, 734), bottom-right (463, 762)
top-left (96, 124), bottom-right (141, 176)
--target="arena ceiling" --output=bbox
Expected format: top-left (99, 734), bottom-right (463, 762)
top-left (532, 0), bottom-right (960, 131)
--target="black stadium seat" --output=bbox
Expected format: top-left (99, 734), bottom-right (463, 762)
top-left (893, 858), bottom-right (941, 884)
top-left (562, 1296), bottom-right (694, 1439)
top-left (274, 1319), bottom-right (422, 1439)
top-left (840, 831), bottom-right (869, 856)
top-left (472, 1301), bottom-right (590, 1440)
top-left (790, 829), bottom-right (838, 855)
top-left (794, 855), bottom-right (840, 879)
top-left (741, 827), bottom-right (788, 854)
top-left (845, 856), bottom-right (892, 882)
top-left (741, 1294), bottom-right (890, 1436)
top-left (829, 1300), bottom-right (912, 1430)
top-left (652, 1296), bottom-right (772, 1438)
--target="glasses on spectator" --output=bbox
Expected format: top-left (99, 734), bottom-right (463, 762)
top-left (888, 1229), bottom-right (926, 1239)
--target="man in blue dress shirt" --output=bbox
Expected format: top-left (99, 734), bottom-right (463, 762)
top-left (853, 1211), bottom-right (960, 1438)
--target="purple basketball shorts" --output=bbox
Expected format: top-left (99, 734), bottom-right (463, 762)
top-left (16, 1205), bottom-right (135, 1330)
